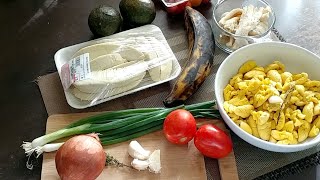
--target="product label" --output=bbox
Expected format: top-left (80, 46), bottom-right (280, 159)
top-left (61, 53), bottom-right (91, 90)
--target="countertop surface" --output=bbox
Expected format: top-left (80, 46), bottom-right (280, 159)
top-left (1, 0), bottom-right (320, 179)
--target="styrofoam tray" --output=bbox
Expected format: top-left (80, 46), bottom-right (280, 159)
top-left (54, 25), bottom-right (181, 109)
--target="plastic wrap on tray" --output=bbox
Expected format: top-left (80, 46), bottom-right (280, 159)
top-left (55, 25), bottom-right (181, 109)
top-left (64, 37), bottom-right (172, 101)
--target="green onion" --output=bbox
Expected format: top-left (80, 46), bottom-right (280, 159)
top-left (100, 121), bottom-right (164, 142)
top-left (99, 114), bottom-right (166, 137)
top-left (67, 107), bottom-right (163, 128)
top-left (102, 125), bottom-right (163, 146)
top-left (22, 100), bottom-right (220, 160)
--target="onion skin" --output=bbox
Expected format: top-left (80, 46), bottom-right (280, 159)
top-left (55, 134), bottom-right (106, 180)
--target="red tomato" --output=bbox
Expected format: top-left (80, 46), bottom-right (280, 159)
top-left (166, 1), bottom-right (190, 15)
top-left (166, 5), bottom-right (182, 15)
top-left (163, 109), bottom-right (197, 145)
top-left (194, 124), bottom-right (232, 159)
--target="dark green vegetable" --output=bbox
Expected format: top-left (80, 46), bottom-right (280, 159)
top-left (119, 0), bottom-right (156, 27)
top-left (88, 5), bottom-right (122, 37)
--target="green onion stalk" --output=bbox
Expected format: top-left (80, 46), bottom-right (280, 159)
top-left (22, 101), bottom-right (220, 169)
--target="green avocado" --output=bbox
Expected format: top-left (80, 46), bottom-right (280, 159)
top-left (88, 5), bottom-right (122, 37)
top-left (119, 0), bottom-right (156, 27)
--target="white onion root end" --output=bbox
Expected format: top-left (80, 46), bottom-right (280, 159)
top-left (21, 142), bottom-right (64, 170)
top-left (35, 143), bottom-right (64, 158)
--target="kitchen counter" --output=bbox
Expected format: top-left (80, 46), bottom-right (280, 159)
top-left (0, 0), bottom-right (319, 179)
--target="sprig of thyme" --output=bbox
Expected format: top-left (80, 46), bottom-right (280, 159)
top-left (105, 153), bottom-right (132, 168)
top-left (277, 83), bottom-right (295, 123)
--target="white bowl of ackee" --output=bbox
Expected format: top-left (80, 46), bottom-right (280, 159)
top-left (214, 42), bottom-right (320, 152)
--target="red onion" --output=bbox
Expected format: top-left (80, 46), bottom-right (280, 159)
top-left (55, 133), bottom-right (106, 180)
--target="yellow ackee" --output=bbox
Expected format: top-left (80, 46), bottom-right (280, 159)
top-left (223, 60), bottom-right (320, 144)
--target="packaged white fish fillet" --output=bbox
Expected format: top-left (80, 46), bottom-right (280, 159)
top-left (54, 25), bottom-right (181, 109)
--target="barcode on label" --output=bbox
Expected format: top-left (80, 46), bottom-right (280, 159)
top-left (60, 53), bottom-right (91, 90)
top-left (75, 57), bottom-right (80, 66)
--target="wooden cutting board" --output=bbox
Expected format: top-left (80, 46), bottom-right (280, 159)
top-left (41, 113), bottom-right (239, 180)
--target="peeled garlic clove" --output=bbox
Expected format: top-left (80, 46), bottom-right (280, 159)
top-left (131, 159), bottom-right (149, 171)
top-left (148, 150), bottom-right (161, 174)
top-left (128, 141), bottom-right (151, 160)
